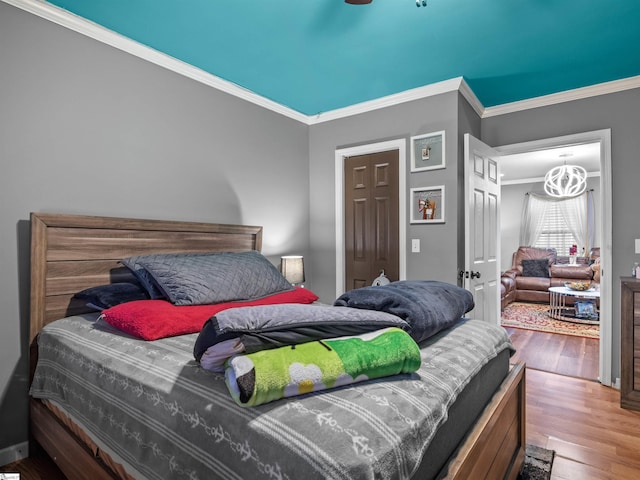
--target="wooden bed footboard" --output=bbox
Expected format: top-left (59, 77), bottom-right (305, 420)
top-left (30, 399), bottom-right (119, 480)
top-left (441, 361), bottom-right (526, 480)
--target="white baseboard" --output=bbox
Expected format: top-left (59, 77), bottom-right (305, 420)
top-left (0, 441), bottom-right (28, 467)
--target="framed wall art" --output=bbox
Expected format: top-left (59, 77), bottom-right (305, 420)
top-left (410, 130), bottom-right (445, 172)
top-left (410, 185), bottom-right (445, 224)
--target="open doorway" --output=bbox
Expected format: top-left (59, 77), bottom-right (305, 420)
top-left (495, 130), bottom-right (611, 384)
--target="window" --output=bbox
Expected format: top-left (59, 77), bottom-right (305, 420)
top-left (521, 191), bottom-right (594, 256)
top-left (533, 201), bottom-right (578, 256)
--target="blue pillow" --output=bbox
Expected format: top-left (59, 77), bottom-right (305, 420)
top-left (74, 282), bottom-right (149, 311)
top-left (120, 255), bottom-right (171, 299)
top-left (136, 251), bottom-right (294, 306)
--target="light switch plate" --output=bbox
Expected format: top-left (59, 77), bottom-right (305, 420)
top-left (412, 239), bottom-right (420, 253)
top-left (636, 239), bottom-right (640, 254)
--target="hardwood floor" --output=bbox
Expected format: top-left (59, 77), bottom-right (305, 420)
top-left (505, 326), bottom-right (599, 380)
top-left (0, 445), bottom-right (65, 480)
top-left (527, 368), bottom-right (640, 479)
top-left (3, 369), bottom-right (640, 479)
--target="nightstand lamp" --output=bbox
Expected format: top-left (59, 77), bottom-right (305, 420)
top-left (281, 255), bottom-right (305, 287)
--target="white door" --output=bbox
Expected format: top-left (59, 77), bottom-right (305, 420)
top-left (464, 134), bottom-right (501, 324)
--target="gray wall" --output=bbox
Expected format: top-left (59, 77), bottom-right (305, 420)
top-left (500, 177), bottom-right (601, 269)
top-left (0, 2), bottom-right (309, 454)
top-left (483, 89), bottom-right (640, 381)
top-left (308, 92), bottom-right (466, 303)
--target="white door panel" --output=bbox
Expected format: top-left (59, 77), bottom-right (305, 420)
top-left (464, 134), bottom-right (501, 324)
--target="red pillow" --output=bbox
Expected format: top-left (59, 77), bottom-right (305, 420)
top-left (100, 287), bottom-right (319, 340)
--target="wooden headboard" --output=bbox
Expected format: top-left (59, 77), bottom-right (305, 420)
top-left (29, 212), bottom-right (263, 342)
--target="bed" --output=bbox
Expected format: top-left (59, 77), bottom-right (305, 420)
top-left (28, 212), bottom-right (525, 480)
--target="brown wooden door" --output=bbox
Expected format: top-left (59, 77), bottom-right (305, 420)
top-left (344, 150), bottom-right (399, 290)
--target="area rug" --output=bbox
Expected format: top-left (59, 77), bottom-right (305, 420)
top-left (502, 302), bottom-right (599, 339)
top-left (519, 444), bottom-right (555, 480)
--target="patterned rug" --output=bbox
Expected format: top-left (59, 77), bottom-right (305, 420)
top-left (501, 302), bottom-right (599, 339)
top-left (519, 444), bottom-right (555, 480)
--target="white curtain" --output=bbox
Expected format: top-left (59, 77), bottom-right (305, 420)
top-left (520, 191), bottom-right (595, 251)
top-left (519, 193), bottom-right (550, 246)
top-left (557, 191), bottom-right (595, 253)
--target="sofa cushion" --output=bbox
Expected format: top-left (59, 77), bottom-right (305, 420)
top-left (514, 247), bottom-right (556, 272)
top-left (591, 257), bottom-right (601, 283)
top-left (522, 259), bottom-right (550, 277)
top-left (550, 264), bottom-right (593, 280)
top-left (556, 255), bottom-right (589, 265)
top-left (516, 276), bottom-right (551, 291)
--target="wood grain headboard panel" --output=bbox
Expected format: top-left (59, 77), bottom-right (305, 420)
top-left (30, 212), bottom-right (263, 342)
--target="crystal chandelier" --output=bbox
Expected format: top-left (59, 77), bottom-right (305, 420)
top-left (543, 164), bottom-right (587, 198)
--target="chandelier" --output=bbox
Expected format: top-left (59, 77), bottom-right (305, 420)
top-left (543, 164), bottom-right (587, 198)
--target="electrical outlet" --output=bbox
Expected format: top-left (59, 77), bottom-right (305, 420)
top-left (412, 239), bottom-right (420, 253)
top-left (635, 239), bottom-right (640, 254)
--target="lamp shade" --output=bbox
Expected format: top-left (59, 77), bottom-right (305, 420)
top-left (281, 256), bottom-right (305, 285)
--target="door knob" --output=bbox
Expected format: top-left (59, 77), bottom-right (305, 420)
top-left (459, 270), bottom-right (481, 279)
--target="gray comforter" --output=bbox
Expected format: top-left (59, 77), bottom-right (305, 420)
top-left (30, 314), bottom-right (513, 480)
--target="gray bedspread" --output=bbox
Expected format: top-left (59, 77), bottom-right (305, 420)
top-left (30, 314), bottom-right (513, 480)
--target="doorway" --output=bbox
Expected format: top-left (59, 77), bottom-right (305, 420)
top-left (334, 138), bottom-right (407, 297)
top-left (495, 129), bottom-right (612, 385)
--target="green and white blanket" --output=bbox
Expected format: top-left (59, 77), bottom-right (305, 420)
top-left (225, 327), bottom-right (421, 407)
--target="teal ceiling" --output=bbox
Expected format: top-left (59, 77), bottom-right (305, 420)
top-left (46, 0), bottom-right (640, 115)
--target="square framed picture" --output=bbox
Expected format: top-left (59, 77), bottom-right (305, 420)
top-left (410, 130), bottom-right (445, 172)
top-left (410, 185), bottom-right (445, 224)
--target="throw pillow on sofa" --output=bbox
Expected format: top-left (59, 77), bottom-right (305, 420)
top-left (521, 259), bottom-right (550, 278)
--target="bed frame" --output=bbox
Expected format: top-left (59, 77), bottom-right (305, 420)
top-left (28, 212), bottom-right (525, 480)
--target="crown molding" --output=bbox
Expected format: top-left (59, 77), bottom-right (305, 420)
top-left (2, 0), bottom-right (470, 125)
top-left (307, 77), bottom-right (465, 125)
top-left (3, 0), bottom-right (309, 124)
top-left (5, 0), bottom-right (640, 125)
top-left (483, 75), bottom-right (640, 118)
top-left (458, 79), bottom-right (485, 118)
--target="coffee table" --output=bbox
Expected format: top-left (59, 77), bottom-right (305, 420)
top-left (548, 286), bottom-right (600, 324)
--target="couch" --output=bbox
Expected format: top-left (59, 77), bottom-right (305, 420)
top-left (500, 246), bottom-right (599, 310)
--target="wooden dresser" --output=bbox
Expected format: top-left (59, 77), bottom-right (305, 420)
top-left (620, 277), bottom-right (640, 411)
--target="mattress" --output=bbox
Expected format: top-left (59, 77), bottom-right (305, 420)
top-left (30, 314), bottom-right (514, 480)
